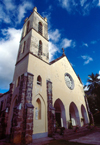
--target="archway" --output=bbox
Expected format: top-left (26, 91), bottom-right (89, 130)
top-left (69, 102), bottom-right (81, 126)
top-left (54, 99), bottom-right (67, 128)
top-left (81, 105), bottom-right (88, 125)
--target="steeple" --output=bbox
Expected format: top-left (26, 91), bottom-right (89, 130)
top-left (16, 7), bottom-right (49, 64)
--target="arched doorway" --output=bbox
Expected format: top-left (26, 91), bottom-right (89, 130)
top-left (81, 105), bottom-right (88, 125)
top-left (69, 102), bottom-right (80, 126)
top-left (54, 99), bottom-right (67, 128)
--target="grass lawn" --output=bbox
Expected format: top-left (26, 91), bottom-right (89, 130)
top-left (44, 139), bottom-right (90, 145)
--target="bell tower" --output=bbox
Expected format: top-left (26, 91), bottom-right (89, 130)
top-left (16, 7), bottom-right (49, 65)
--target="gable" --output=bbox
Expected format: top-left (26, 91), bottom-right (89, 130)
top-left (50, 56), bottom-right (83, 91)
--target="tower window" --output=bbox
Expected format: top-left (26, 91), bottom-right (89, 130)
top-left (38, 40), bottom-right (42, 56)
top-left (38, 22), bottom-right (42, 35)
top-left (23, 41), bottom-right (26, 53)
top-left (21, 41), bottom-right (26, 53)
top-left (26, 21), bottom-right (30, 34)
top-left (37, 75), bottom-right (42, 85)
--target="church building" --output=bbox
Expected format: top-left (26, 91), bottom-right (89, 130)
top-left (0, 7), bottom-right (89, 144)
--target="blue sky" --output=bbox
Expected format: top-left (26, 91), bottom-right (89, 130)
top-left (0, 0), bottom-right (100, 93)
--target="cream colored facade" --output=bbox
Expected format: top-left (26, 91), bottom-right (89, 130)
top-left (0, 7), bottom-right (89, 140)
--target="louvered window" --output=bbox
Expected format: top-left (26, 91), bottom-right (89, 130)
top-left (38, 22), bottom-right (42, 35)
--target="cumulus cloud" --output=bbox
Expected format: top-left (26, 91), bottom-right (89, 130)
top-left (49, 29), bottom-right (61, 42)
top-left (42, 5), bottom-right (53, 30)
top-left (49, 42), bottom-right (59, 61)
top-left (83, 43), bottom-right (88, 47)
top-left (58, 0), bottom-right (99, 15)
top-left (61, 38), bottom-right (75, 49)
top-left (48, 28), bottom-right (75, 61)
top-left (17, 2), bottom-right (33, 23)
top-left (81, 55), bottom-right (93, 65)
top-left (0, 28), bottom-right (22, 90)
top-left (3, 0), bottom-right (16, 11)
top-left (80, 0), bottom-right (87, 7)
top-left (0, 0), bottom-right (33, 25)
top-left (61, 38), bottom-right (72, 48)
top-left (98, 0), bottom-right (100, 6)
top-left (58, 0), bottom-right (78, 13)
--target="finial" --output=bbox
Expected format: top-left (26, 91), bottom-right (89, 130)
top-left (33, 7), bottom-right (37, 12)
top-left (62, 48), bottom-right (65, 55)
top-left (44, 17), bottom-right (47, 22)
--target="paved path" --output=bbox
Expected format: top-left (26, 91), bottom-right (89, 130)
top-left (70, 131), bottom-right (100, 145)
top-left (0, 130), bottom-right (100, 145)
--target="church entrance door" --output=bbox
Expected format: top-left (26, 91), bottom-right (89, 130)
top-left (55, 112), bottom-right (61, 127)
top-left (54, 99), bottom-right (67, 128)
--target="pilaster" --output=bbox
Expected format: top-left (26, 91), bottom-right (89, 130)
top-left (10, 72), bottom-right (34, 144)
top-left (47, 80), bottom-right (55, 137)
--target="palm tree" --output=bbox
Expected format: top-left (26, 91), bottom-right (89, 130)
top-left (85, 73), bottom-right (100, 124)
top-left (87, 73), bottom-right (100, 94)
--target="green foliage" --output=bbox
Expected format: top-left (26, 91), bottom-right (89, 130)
top-left (85, 72), bottom-right (100, 124)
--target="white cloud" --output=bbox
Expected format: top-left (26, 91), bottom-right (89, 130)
top-left (61, 38), bottom-right (75, 49)
top-left (58, 0), bottom-right (99, 15)
top-left (83, 43), bottom-right (88, 47)
top-left (58, 0), bottom-right (78, 13)
top-left (61, 38), bottom-right (72, 48)
top-left (98, 0), bottom-right (100, 6)
top-left (17, 2), bottom-right (33, 23)
top-left (81, 55), bottom-right (93, 65)
top-left (0, 28), bottom-right (22, 90)
top-left (80, 0), bottom-right (87, 7)
top-left (49, 29), bottom-right (61, 42)
top-left (3, 0), bottom-right (16, 11)
top-left (98, 71), bottom-right (100, 79)
top-left (49, 42), bottom-right (59, 61)
top-left (0, 6), bottom-right (11, 23)
top-left (99, 70), bottom-right (100, 75)
top-left (42, 6), bottom-right (52, 30)
top-left (0, 1), bottom-right (33, 25)
top-left (48, 28), bottom-right (75, 60)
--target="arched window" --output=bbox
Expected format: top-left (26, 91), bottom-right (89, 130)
top-left (38, 22), bottom-right (42, 35)
top-left (23, 41), bottom-right (26, 53)
top-left (38, 40), bottom-right (42, 56)
top-left (26, 21), bottom-right (30, 34)
top-left (21, 41), bottom-right (26, 53)
top-left (37, 75), bottom-right (42, 85)
top-left (35, 98), bottom-right (41, 120)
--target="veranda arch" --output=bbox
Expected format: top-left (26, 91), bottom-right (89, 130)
top-left (54, 98), bottom-right (67, 128)
top-left (81, 104), bottom-right (88, 125)
top-left (69, 102), bottom-right (81, 126)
